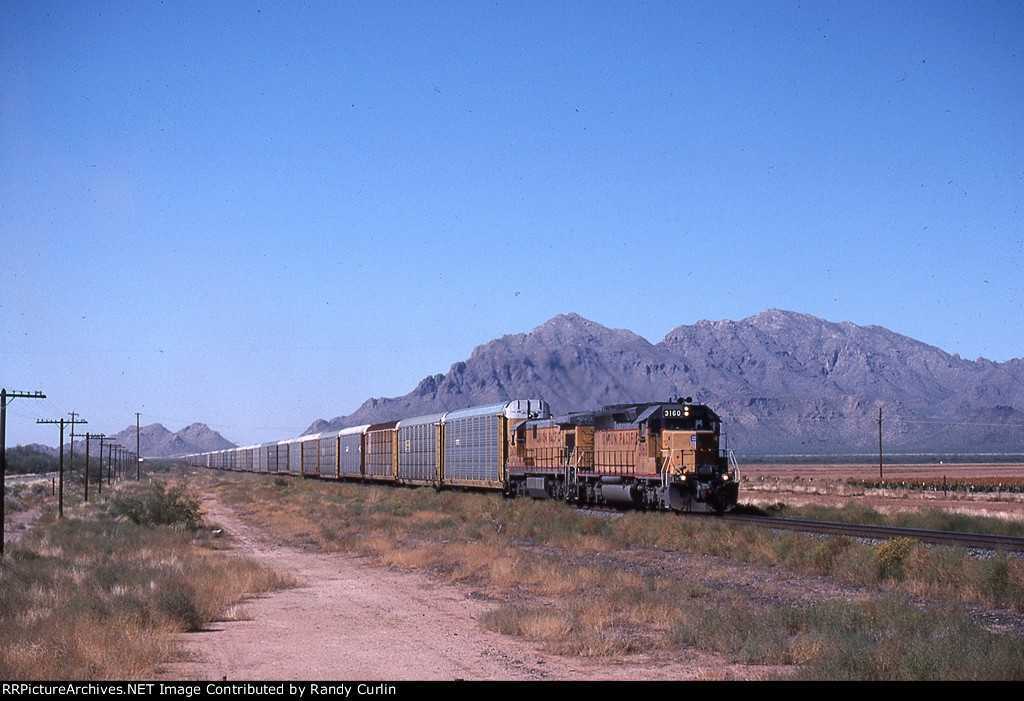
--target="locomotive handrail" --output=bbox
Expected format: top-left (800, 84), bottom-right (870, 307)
top-left (586, 449), bottom-right (637, 473)
top-left (565, 451), bottom-right (575, 499)
top-left (726, 449), bottom-right (741, 482)
top-left (663, 448), bottom-right (685, 474)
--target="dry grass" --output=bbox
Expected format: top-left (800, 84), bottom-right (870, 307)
top-left (197, 470), bottom-right (1024, 679)
top-left (0, 479), bottom-right (295, 680)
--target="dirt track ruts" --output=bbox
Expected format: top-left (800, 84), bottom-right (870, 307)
top-left (161, 497), bottom-right (756, 681)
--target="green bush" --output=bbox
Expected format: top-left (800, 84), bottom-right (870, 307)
top-left (3, 446), bottom-right (58, 474)
top-left (873, 537), bottom-right (917, 581)
top-left (107, 481), bottom-right (203, 530)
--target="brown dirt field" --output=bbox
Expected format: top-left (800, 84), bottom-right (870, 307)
top-left (740, 463), bottom-right (1024, 522)
top-left (159, 464), bottom-right (1024, 681)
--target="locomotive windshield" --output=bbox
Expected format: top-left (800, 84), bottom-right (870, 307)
top-left (591, 401), bottom-right (721, 434)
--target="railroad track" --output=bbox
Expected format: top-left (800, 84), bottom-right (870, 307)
top-left (724, 513), bottom-right (1024, 553)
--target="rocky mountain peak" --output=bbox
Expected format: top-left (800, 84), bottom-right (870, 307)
top-left (519, 313), bottom-right (649, 349)
top-left (305, 311), bottom-right (1024, 457)
top-left (107, 422), bottom-right (235, 458)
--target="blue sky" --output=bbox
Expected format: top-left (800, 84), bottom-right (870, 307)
top-left (2, 0), bottom-right (1022, 447)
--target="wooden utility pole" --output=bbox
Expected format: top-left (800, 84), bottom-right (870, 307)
top-left (83, 433), bottom-right (105, 501)
top-left (37, 418), bottom-right (79, 518)
top-left (877, 406), bottom-right (883, 480)
top-left (97, 435), bottom-right (109, 495)
top-left (2, 388), bottom-right (46, 556)
top-left (136, 412), bottom-right (141, 480)
top-left (67, 411), bottom-right (85, 486)
top-left (107, 442), bottom-right (117, 485)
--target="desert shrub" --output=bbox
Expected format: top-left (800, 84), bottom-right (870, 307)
top-left (969, 553), bottom-right (1024, 608)
top-left (0, 511), bottom-right (293, 679)
top-left (671, 600), bottom-right (811, 665)
top-left (872, 537), bottom-right (917, 581)
top-left (3, 446), bottom-right (58, 474)
top-left (480, 603), bottom-right (637, 657)
top-left (796, 597), bottom-right (1024, 680)
top-left (481, 604), bottom-right (568, 640)
top-left (672, 594), bottom-right (1024, 680)
top-left (807, 535), bottom-right (856, 573)
top-left (107, 480), bottom-right (202, 530)
top-left (154, 582), bottom-right (205, 632)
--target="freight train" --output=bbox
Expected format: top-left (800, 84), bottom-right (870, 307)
top-left (185, 398), bottom-right (740, 513)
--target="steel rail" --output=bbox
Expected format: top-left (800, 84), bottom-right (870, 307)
top-left (723, 513), bottom-right (1024, 552)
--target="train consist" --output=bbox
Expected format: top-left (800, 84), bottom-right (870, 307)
top-left (186, 398), bottom-right (740, 513)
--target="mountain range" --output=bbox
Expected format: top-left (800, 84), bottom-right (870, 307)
top-left (115, 422), bottom-right (236, 458)
top-left (307, 310), bottom-right (1024, 458)
top-left (24, 423), bottom-right (237, 460)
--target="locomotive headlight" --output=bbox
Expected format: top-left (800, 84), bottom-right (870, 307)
top-left (721, 474), bottom-right (730, 481)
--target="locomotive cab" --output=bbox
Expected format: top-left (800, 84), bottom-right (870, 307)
top-left (593, 400), bottom-right (738, 512)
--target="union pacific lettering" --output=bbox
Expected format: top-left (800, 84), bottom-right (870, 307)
top-left (595, 429), bottom-right (640, 448)
top-left (531, 426), bottom-right (565, 448)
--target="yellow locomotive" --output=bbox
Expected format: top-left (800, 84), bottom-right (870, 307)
top-left (507, 399), bottom-right (739, 513)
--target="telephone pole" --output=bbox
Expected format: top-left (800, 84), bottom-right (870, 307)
top-left (68, 411), bottom-right (84, 485)
top-left (2, 388), bottom-right (46, 557)
top-left (107, 442), bottom-right (118, 486)
top-left (877, 406), bottom-right (883, 480)
top-left (136, 412), bottom-right (141, 480)
top-left (82, 433), bottom-right (105, 501)
top-left (37, 417), bottom-right (82, 518)
top-left (97, 435), bottom-right (110, 495)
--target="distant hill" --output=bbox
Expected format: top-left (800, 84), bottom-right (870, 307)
top-left (307, 310), bottom-right (1024, 458)
top-left (15, 423), bottom-right (235, 460)
top-left (23, 423), bottom-right (237, 459)
top-left (106, 423), bottom-right (236, 458)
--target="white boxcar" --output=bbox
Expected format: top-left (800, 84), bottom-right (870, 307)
top-left (261, 441), bottom-right (280, 473)
top-left (280, 437), bottom-right (302, 476)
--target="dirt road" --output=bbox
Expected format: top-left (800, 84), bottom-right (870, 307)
top-left (162, 498), bottom-right (754, 681)
top-left (162, 467), bottom-right (1024, 681)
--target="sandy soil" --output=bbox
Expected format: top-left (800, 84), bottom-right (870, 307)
top-left (8, 465), bottom-right (1022, 680)
top-left (161, 498), bottom-right (780, 681)
top-left (2, 506), bottom-right (41, 546)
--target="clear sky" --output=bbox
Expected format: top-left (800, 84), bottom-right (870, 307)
top-left (2, 0), bottom-right (1022, 447)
